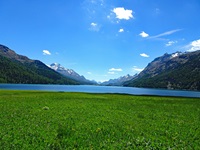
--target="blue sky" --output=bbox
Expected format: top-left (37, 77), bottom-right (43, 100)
top-left (1, 0), bottom-right (200, 82)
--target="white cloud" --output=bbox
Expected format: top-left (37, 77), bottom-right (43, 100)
top-left (109, 68), bottom-right (123, 72)
top-left (43, 50), bottom-right (51, 55)
top-left (87, 72), bottom-right (92, 75)
top-left (132, 66), bottom-right (144, 72)
top-left (149, 29), bottom-right (182, 39)
top-left (119, 28), bottom-right (124, 33)
top-left (140, 53), bottom-right (149, 58)
top-left (166, 41), bottom-right (177, 47)
top-left (89, 22), bottom-right (100, 31)
top-left (187, 39), bottom-right (200, 52)
top-left (139, 31), bottom-right (149, 38)
top-left (108, 71), bottom-right (115, 74)
top-left (113, 7), bottom-right (133, 20)
top-left (91, 22), bottom-right (97, 26)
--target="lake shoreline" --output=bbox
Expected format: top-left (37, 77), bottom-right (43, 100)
top-left (0, 89), bottom-right (200, 99)
top-left (0, 84), bottom-right (200, 98)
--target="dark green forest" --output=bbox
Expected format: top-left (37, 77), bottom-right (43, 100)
top-left (0, 55), bottom-right (79, 84)
top-left (124, 52), bottom-right (200, 91)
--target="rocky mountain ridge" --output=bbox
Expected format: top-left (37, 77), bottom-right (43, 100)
top-left (0, 45), bottom-right (33, 63)
top-left (101, 74), bottom-right (137, 86)
top-left (124, 50), bottom-right (200, 91)
top-left (49, 63), bottom-right (97, 85)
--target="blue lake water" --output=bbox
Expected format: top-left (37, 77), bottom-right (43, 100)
top-left (0, 84), bottom-right (200, 98)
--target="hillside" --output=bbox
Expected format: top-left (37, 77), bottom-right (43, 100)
top-left (124, 51), bottom-right (200, 91)
top-left (0, 44), bottom-right (79, 84)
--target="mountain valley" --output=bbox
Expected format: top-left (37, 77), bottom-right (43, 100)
top-left (1, 44), bottom-right (200, 91)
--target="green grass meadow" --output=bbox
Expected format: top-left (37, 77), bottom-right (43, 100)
top-left (0, 90), bottom-right (200, 149)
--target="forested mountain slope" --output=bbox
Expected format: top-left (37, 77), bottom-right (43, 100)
top-left (0, 44), bottom-right (79, 84)
top-left (124, 51), bottom-right (200, 91)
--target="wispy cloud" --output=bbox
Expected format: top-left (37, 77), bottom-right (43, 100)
top-left (149, 29), bottom-right (182, 39)
top-left (187, 39), bottom-right (200, 52)
top-left (107, 68), bottom-right (123, 75)
top-left (132, 66), bottom-right (144, 72)
top-left (89, 22), bottom-right (101, 31)
top-left (109, 68), bottom-right (123, 72)
top-left (82, 0), bottom-right (107, 26)
top-left (112, 7), bottom-right (134, 20)
top-left (87, 72), bottom-right (92, 75)
top-left (43, 50), bottom-right (51, 55)
top-left (165, 40), bottom-right (177, 47)
top-left (139, 31), bottom-right (149, 38)
top-left (108, 71), bottom-right (115, 74)
top-left (154, 8), bottom-right (160, 15)
top-left (140, 53), bottom-right (149, 58)
top-left (83, 0), bottom-right (105, 13)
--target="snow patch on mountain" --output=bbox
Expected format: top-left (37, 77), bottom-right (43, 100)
top-left (171, 52), bottom-right (183, 58)
top-left (101, 74), bottom-right (137, 86)
top-left (49, 63), bottom-right (97, 85)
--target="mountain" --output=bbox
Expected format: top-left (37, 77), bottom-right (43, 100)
top-left (101, 74), bottom-right (137, 86)
top-left (0, 44), bottom-right (79, 84)
top-left (124, 51), bottom-right (200, 91)
top-left (49, 63), bottom-right (97, 85)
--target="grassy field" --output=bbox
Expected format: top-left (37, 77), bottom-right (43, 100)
top-left (0, 90), bottom-right (199, 149)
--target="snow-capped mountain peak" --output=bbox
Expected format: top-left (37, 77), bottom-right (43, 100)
top-left (50, 63), bottom-right (79, 76)
top-left (171, 51), bottom-right (183, 58)
top-left (50, 63), bottom-right (62, 70)
top-left (49, 63), bottom-right (97, 85)
top-left (101, 74), bottom-right (137, 86)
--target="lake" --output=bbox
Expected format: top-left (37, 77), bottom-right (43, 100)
top-left (0, 84), bottom-right (200, 98)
